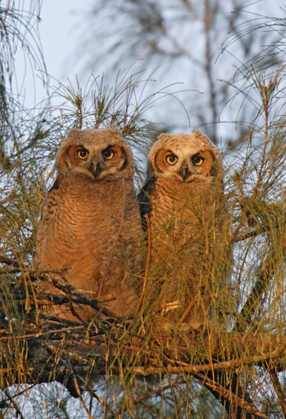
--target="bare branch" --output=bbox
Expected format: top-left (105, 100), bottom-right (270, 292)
top-left (269, 371), bottom-right (286, 418)
top-left (196, 373), bottom-right (269, 419)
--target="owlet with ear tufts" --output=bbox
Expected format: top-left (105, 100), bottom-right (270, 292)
top-left (34, 127), bottom-right (145, 320)
top-left (138, 130), bottom-right (232, 330)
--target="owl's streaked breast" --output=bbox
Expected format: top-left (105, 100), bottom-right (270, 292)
top-left (34, 127), bottom-right (145, 320)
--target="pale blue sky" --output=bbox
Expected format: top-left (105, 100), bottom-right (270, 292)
top-left (35, 0), bottom-right (286, 135)
top-left (15, 0), bottom-right (286, 135)
top-left (14, 1), bottom-right (91, 107)
top-left (40, 1), bottom-right (89, 80)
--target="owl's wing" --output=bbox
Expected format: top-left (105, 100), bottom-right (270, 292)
top-left (137, 177), bottom-right (155, 231)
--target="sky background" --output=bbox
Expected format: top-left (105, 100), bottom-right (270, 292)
top-left (40, 0), bottom-right (88, 81)
top-left (14, 0), bottom-right (91, 108)
top-left (35, 1), bottom-right (284, 132)
top-left (28, 0), bottom-right (193, 132)
top-left (13, 0), bottom-right (286, 143)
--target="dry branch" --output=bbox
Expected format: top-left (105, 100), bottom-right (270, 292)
top-left (269, 371), bottom-right (286, 417)
top-left (196, 372), bottom-right (269, 419)
top-left (0, 255), bottom-right (19, 268)
top-left (1, 253), bottom-right (286, 418)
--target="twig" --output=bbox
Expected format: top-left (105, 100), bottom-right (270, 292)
top-left (0, 254), bottom-right (19, 267)
top-left (47, 345), bottom-right (91, 364)
top-left (37, 291), bottom-right (115, 306)
top-left (269, 371), bottom-right (286, 417)
top-left (123, 342), bottom-right (286, 376)
top-left (4, 389), bottom-right (25, 419)
top-left (73, 376), bottom-right (93, 419)
top-left (204, 0), bottom-right (218, 145)
top-left (0, 325), bottom-right (84, 341)
top-left (87, 386), bottom-right (120, 419)
top-left (232, 81), bottom-right (271, 242)
top-left (0, 384), bottom-right (38, 410)
top-left (234, 225), bottom-right (267, 242)
top-left (177, 299), bottom-right (196, 328)
top-left (42, 314), bottom-right (82, 326)
top-left (37, 275), bottom-right (125, 322)
top-left (234, 254), bottom-right (274, 332)
top-left (134, 379), bottom-right (183, 404)
top-left (196, 373), bottom-right (269, 419)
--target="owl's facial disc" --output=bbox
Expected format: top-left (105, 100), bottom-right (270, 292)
top-left (89, 147), bottom-right (116, 178)
top-left (179, 154), bottom-right (206, 181)
top-left (66, 144), bottom-right (128, 180)
top-left (95, 145), bottom-right (128, 180)
top-left (154, 149), bottom-right (214, 182)
top-left (89, 146), bottom-right (122, 179)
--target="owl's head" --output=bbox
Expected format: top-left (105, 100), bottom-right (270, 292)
top-left (147, 130), bottom-right (223, 183)
top-left (55, 127), bottom-right (134, 181)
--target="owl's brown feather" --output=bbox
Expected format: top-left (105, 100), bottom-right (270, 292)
top-left (34, 128), bottom-right (145, 321)
top-left (139, 130), bottom-right (232, 330)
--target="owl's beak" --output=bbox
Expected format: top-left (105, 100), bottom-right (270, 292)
top-left (90, 158), bottom-right (105, 178)
top-left (179, 161), bottom-right (192, 181)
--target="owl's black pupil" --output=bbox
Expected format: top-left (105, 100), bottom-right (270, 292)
top-left (79, 149), bottom-right (87, 157)
top-left (193, 156), bottom-right (203, 164)
top-left (104, 149), bottom-right (112, 158)
top-left (169, 155), bottom-right (176, 162)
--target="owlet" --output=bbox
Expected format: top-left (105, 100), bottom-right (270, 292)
top-left (138, 130), bottom-right (232, 330)
top-left (34, 127), bottom-right (145, 321)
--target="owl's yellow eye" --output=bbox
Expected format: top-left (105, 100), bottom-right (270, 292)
top-left (77, 148), bottom-right (89, 160)
top-left (192, 155), bottom-right (204, 166)
top-left (103, 148), bottom-right (114, 160)
top-left (166, 154), bottom-right (178, 165)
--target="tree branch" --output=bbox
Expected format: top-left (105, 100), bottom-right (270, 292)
top-left (269, 371), bottom-right (286, 418)
top-left (196, 372), bottom-right (269, 419)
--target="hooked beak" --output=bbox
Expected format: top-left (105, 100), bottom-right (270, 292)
top-left (179, 161), bottom-right (191, 181)
top-left (90, 158), bottom-right (105, 178)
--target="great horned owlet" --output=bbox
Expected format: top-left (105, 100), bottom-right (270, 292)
top-left (34, 127), bottom-right (145, 321)
top-left (138, 130), bottom-right (232, 330)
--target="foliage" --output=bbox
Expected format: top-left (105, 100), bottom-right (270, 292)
top-left (2, 1), bottom-right (286, 419)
